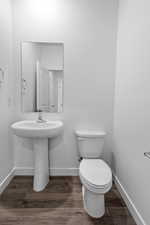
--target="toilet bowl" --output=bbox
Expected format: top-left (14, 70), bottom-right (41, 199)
top-left (75, 129), bottom-right (112, 218)
top-left (79, 159), bottom-right (112, 218)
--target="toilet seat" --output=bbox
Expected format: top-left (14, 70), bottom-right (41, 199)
top-left (79, 159), bottom-right (112, 194)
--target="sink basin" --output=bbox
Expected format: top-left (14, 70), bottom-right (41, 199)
top-left (11, 120), bottom-right (63, 192)
top-left (11, 120), bottom-right (63, 138)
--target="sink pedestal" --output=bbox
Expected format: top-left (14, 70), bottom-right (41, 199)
top-left (33, 138), bottom-right (49, 192)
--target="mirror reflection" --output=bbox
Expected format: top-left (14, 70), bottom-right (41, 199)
top-left (21, 42), bottom-right (64, 113)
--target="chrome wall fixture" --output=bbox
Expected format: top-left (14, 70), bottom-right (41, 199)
top-left (21, 78), bottom-right (27, 94)
top-left (144, 152), bottom-right (150, 159)
top-left (0, 67), bottom-right (4, 85)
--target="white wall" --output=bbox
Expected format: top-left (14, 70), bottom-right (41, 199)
top-left (113, 0), bottom-right (150, 224)
top-left (12, 0), bottom-right (118, 173)
top-left (0, 0), bottom-right (14, 183)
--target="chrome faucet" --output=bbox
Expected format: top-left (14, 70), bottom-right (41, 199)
top-left (37, 110), bottom-right (47, 123)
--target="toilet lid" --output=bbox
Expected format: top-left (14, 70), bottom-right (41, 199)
top-left (75, 130), bottom-right (106, 138)
top-left (79, 159), bottom-right (112, 188)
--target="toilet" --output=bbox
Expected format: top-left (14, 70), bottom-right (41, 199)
top-left (75, 130), bottom-right (112, 218)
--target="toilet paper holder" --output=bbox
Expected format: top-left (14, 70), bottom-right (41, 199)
top-left (144, 152), bottom-right (150, 159)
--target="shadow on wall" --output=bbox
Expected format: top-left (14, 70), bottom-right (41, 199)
top-left (49, 132), bottom-right (64, 151)
top-left (109, 135), bottom-right (116, 174)
top-left (102, 132), bottom-right (114, 169)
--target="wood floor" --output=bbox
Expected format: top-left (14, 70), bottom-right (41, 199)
top-left (0, 176), bottom-right (137, 225)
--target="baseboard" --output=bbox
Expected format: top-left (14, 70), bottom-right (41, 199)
top-left (14, 167), bottom-right (79, 176)
top-left (14, 167), bottom-right (34, 176)
top-left (50, 168), bottom-right (79, 176)
top-left (113, 174), bottom-right (147, 225)
top-left (0, 168), bottom-right (15, 194)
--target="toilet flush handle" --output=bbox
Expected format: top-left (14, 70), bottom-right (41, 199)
top-left (78, 137), bottom-right (87, 141)
top-left (144, 152), bottom-right (150, 159)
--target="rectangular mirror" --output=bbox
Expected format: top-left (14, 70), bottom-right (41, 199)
top-left (21, 42), bottom-right (64, 113)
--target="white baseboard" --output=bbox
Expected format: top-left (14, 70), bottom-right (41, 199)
top-left (113, 174), bottom-right (147, 225)
top-left (14, 167), bottom-right (34, 176)
top-left (0, 168), bottom-right (15, 194)
top-left (50, 168), bottom-right (79, 176)
top-left (14, 167), bottom-right (79, 176)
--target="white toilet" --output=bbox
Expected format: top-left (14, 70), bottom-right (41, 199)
top-left (75, 130), bottom-right (112, 218)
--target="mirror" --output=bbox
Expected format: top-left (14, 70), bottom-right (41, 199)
top-left (21, 42), bottom-right (64, 113)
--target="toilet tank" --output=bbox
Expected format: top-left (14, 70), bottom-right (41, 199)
top-left (75, 130), bottom-right (106, 159)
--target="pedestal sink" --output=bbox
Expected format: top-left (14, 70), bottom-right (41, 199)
top-left (11, 120), bottom-right (63, 192)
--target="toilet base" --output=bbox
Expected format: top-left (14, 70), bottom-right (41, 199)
top-left (82, 186), bottom-right (105, 218)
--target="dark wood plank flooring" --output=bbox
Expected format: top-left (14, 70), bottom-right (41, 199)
top-left (0, 176), bottom-right (137, 225)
